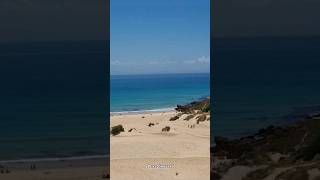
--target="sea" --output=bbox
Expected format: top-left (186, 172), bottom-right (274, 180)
top-left (0, 41), bottom-right (108, 161)
top-left (212, 37), bottom-right (320, 139)
top-left (110, 73), bottom-right (210, 113)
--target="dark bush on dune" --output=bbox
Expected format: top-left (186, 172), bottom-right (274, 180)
top-left (148, 123), bottom-right (155, 127)
top-left (111, 125), bottom-right (124, 136)
top-left (128, 128), bottom-right (136, 132)
top-left (170, 115), bottom-right (180, 121)
top-left (175, 104), bottom-right (192, 113)
top-left (175, 97), bottom-right (210, 113)
top-left (196, 114), bottom-right (207, 124)
top-left (201, 103), bottom-right (210, 113)
top-left (184, 114), bottom-right (194, 121)
top-left (162, 126), bottom-right (170, 132)
top-left (295, 135), bottom-right (320, 161)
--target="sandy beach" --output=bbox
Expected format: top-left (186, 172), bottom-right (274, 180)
top-left (110, 111), bottom-right (210, 180)
top-left (0, 157), bottom-right (109, 180)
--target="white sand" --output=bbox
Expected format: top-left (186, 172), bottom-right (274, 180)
top-left (110, 111), bottom-right (210, 180)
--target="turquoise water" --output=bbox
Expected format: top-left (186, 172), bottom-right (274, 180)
top-left (111, 73), bottom-right (210, 112)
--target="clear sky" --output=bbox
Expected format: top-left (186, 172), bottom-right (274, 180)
top-left (110, 0), bottom-right (210, 75)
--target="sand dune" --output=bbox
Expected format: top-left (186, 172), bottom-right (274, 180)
top-left (110, 111), bottom-right (210, 180)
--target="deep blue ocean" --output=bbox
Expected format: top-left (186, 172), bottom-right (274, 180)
top-left (110, 73), bottom-right (210, 113)
top-left (0, 41), bottom-right (108, 161)
top-left (212, 37), bottom-right (320, 138)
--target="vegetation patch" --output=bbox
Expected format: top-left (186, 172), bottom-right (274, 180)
top-left (111, 125), bottom-right (124, 136)
top-left (196, 114), bottom-right (207, 124)
top-left (169, 115), bottom-right (180, 121)
top-left (275, 168), bottom-right (309, 180)
top-left (243, 167), bottom-right (274, 180)
top-left (128, 128), bottom-right (136, 132)
top-left (295, 134), bottom-right (320, 161)
top-left (162, 126), bottom-right (170, 132)
top-left (184, 114), bottom-right (194, 121)
top-left (175, 97), bottom-right (210, 113)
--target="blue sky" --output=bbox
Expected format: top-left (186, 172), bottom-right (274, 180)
top-left (110, 0), bottom-right (210, 75)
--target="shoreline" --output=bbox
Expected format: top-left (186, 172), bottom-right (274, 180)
top-left (110, 95), bottom-right (210, 116)
top-left (212, 104), bottom-right (320, 140)
top-left (0, 156), bottom-right (109, 180)
top-left (110, 107), bottom-right (176, 116)
top-left (0, 155), bottom-right (108, 164)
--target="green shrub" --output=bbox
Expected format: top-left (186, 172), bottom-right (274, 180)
top-left (111, 125), bottom-right (124, 136)
top-left (201, 103), bottom-right (210, 112)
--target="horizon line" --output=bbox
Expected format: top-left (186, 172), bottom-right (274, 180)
top-left (110, 72), bottom-right (210, 76)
